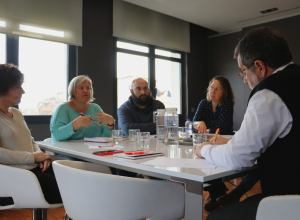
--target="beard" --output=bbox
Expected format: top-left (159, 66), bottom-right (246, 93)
top-left (131, 91), bottom-right (151, 106)
top-left (249, 72), bottom-right (260, 89)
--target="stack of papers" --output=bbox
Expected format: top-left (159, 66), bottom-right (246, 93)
top-left (141, 157), bottom-right (217, 169)
top-left (84, 137), bottom-right (112, 142)
top-left (113, 152), bottom-right (164, 160)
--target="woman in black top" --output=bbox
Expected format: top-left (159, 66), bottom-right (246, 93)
top-left (193, 75), bottom-right (235, 135)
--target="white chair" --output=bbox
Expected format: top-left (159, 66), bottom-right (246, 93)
top-left (256, 195), bottom-right (300, 220)
top-left (0, 164), bottom-right (63, 220)
top-left (43, 138), bottom-right (55, 155)
top-left (53, 160), bottom-right (185, 220)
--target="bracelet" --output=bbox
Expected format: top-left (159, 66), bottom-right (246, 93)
top-left (107, 119), bottom-right (115, 127)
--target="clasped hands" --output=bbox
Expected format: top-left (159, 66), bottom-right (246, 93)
top-left (34, 151), bottom-right (51, 172)
top-left (195, 135), bottom-right (230, 158)
top-left (73, 111), bottom-right (114, 131)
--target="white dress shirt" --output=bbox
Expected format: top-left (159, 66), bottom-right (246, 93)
top-left (201, 63), bottom-right (293, 171)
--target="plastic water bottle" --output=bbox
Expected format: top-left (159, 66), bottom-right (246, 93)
top-left (185, 119), bottom-right (193, 138)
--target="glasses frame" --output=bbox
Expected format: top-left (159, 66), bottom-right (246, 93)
top-left (237, 62), bottom-right (255, 80)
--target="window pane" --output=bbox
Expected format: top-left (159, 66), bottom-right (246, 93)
top-left (155, 59), bottom-right (181, 114)
top-left (155, 49), bottom-right (181, 59)
top-left (0, 33), bottom-right (6, 64)
top-left (18, 37), bottom-right (67, 115)
top-left (117, 52), bottom-right (148, 108)
top-left (117, 41), bottom-right (149, 53)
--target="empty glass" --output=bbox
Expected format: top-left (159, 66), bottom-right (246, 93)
top-left (178, 127), bottom-right (186, 140)
top-left (129, 129), bottom-right (140, 142)
top-left (192, 133), bottom-right (214, 147)
top-left (138, 132), bottom-right (150, 149)
top-left (112, 130), bottom-right (123, 145)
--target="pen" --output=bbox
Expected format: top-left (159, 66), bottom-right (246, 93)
top-left (213, 128), bottom-right (220, 143)
top-left (79, 113), bottom-right (95, 121)
top-left (98, 144), bottom-right (115, 148)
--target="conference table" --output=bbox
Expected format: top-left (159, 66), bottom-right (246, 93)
top-left (37, 138), bottom-right (257, 220)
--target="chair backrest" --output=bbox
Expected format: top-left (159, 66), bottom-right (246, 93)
top-left (0, 164), bottom-right (50, 209)
top-left (256, 195), bottom-right (300, 220)
top-left (53, 160), bottom-right (184, 220)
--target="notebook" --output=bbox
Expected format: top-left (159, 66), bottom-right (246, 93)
top-left (113, 151), bottom-right (164, 160)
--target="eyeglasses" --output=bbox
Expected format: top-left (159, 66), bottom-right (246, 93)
top-left (237, 62), bottom-right (254, 80)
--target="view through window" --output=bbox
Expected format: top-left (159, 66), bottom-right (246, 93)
top-left (0, 33), bottom-right (5, 64)
top-left (155, 59), bottom-right (181, 113)
top-left (117, 52), bottom-right (148, 108)
top-left (116, 40), bottom-right (183, 114)
top-left (18, 37), bottom-right (67, 115)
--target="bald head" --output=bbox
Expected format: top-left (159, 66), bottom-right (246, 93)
top-left (131, 78), bottom-right (148, 90)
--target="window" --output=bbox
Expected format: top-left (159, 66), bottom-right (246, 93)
top-left (115, 39), bottom-right (185, 117)
top-left (0, 33), bottom-right (5, 64)
top-left (1, 34), bottom-right (76, 124)
top-left (117, 52), bottom-right (148, 108)
top-left (18, 37), bottom-right (68, 115)
top-left (155, 59), bottom-right (181, 113)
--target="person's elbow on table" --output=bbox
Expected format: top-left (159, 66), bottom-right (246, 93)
top-left (195, 142), bottom-right (211, 158)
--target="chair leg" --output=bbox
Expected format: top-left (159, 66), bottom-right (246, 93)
top-left (33, 209), bottom-right (42, 220)
top-left (32, 209), bottom-right (47, 220)
top-left (42, 209), bottom-right (47, 220)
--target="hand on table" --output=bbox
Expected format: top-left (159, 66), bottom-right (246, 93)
top-left (195, 142), bottom-right (211, 158)
top-left (210, 135), bottom-right (230, 145)
top-left (193, 121), bottom-right (207, 133)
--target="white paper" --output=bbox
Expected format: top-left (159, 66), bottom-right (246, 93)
top-left (141, 157), bottom-right (217, 169)
top-left (84, 137), bottom-right (113, 142)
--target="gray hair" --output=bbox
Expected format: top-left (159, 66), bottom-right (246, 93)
top-left (68, 75), bottom-right (95, 102)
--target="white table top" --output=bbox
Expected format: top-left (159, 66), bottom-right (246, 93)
top-left (37, 138), bottom-right (256, 183)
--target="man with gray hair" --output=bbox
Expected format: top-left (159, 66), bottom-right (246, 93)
top-left (196, 26), bottom-right (300, 219)
top-left (117, 78), bottom-right (165, 136)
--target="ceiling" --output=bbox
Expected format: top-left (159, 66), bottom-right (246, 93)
top-left (124, 0), bottom-right (300, 34)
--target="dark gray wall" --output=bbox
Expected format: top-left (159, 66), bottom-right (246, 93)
top-left (207, 14), bottom-right (300, 131)
top-left (186, 23), bottom-right (211, 120)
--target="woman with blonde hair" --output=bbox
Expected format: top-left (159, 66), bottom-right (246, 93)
top-left (50, 75), bottom-right (115, 142)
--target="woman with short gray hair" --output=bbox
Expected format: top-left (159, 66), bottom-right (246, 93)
top-left (50, 75), bottom-right (115, 142)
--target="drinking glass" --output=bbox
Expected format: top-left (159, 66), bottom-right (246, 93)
top-left (129, 129), bottom-right (140, 142)
top-left (192, 133), bottom-right (215, 148)
top-left (178, 127), bottom-right (186, 140)
top-left (112, 130), bottom-right (123, 145)
top-left (138, 132), bottom-right (150, 149)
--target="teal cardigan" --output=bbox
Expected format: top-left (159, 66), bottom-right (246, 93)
top-left (50, 102), bottom-right (113, 141)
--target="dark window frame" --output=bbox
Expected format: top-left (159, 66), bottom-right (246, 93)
top-left (5, 35), bottom-right (77, 124)
top-left (113, 37), bottom-right (188, 123)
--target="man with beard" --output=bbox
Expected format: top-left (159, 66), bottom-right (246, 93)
top-left (117, 78), bottom-right (165, 136)
top-left (196, 26), bottom-right (299, 220)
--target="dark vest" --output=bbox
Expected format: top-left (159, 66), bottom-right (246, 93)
top-left (248, 64), bottom-right (300, 196)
